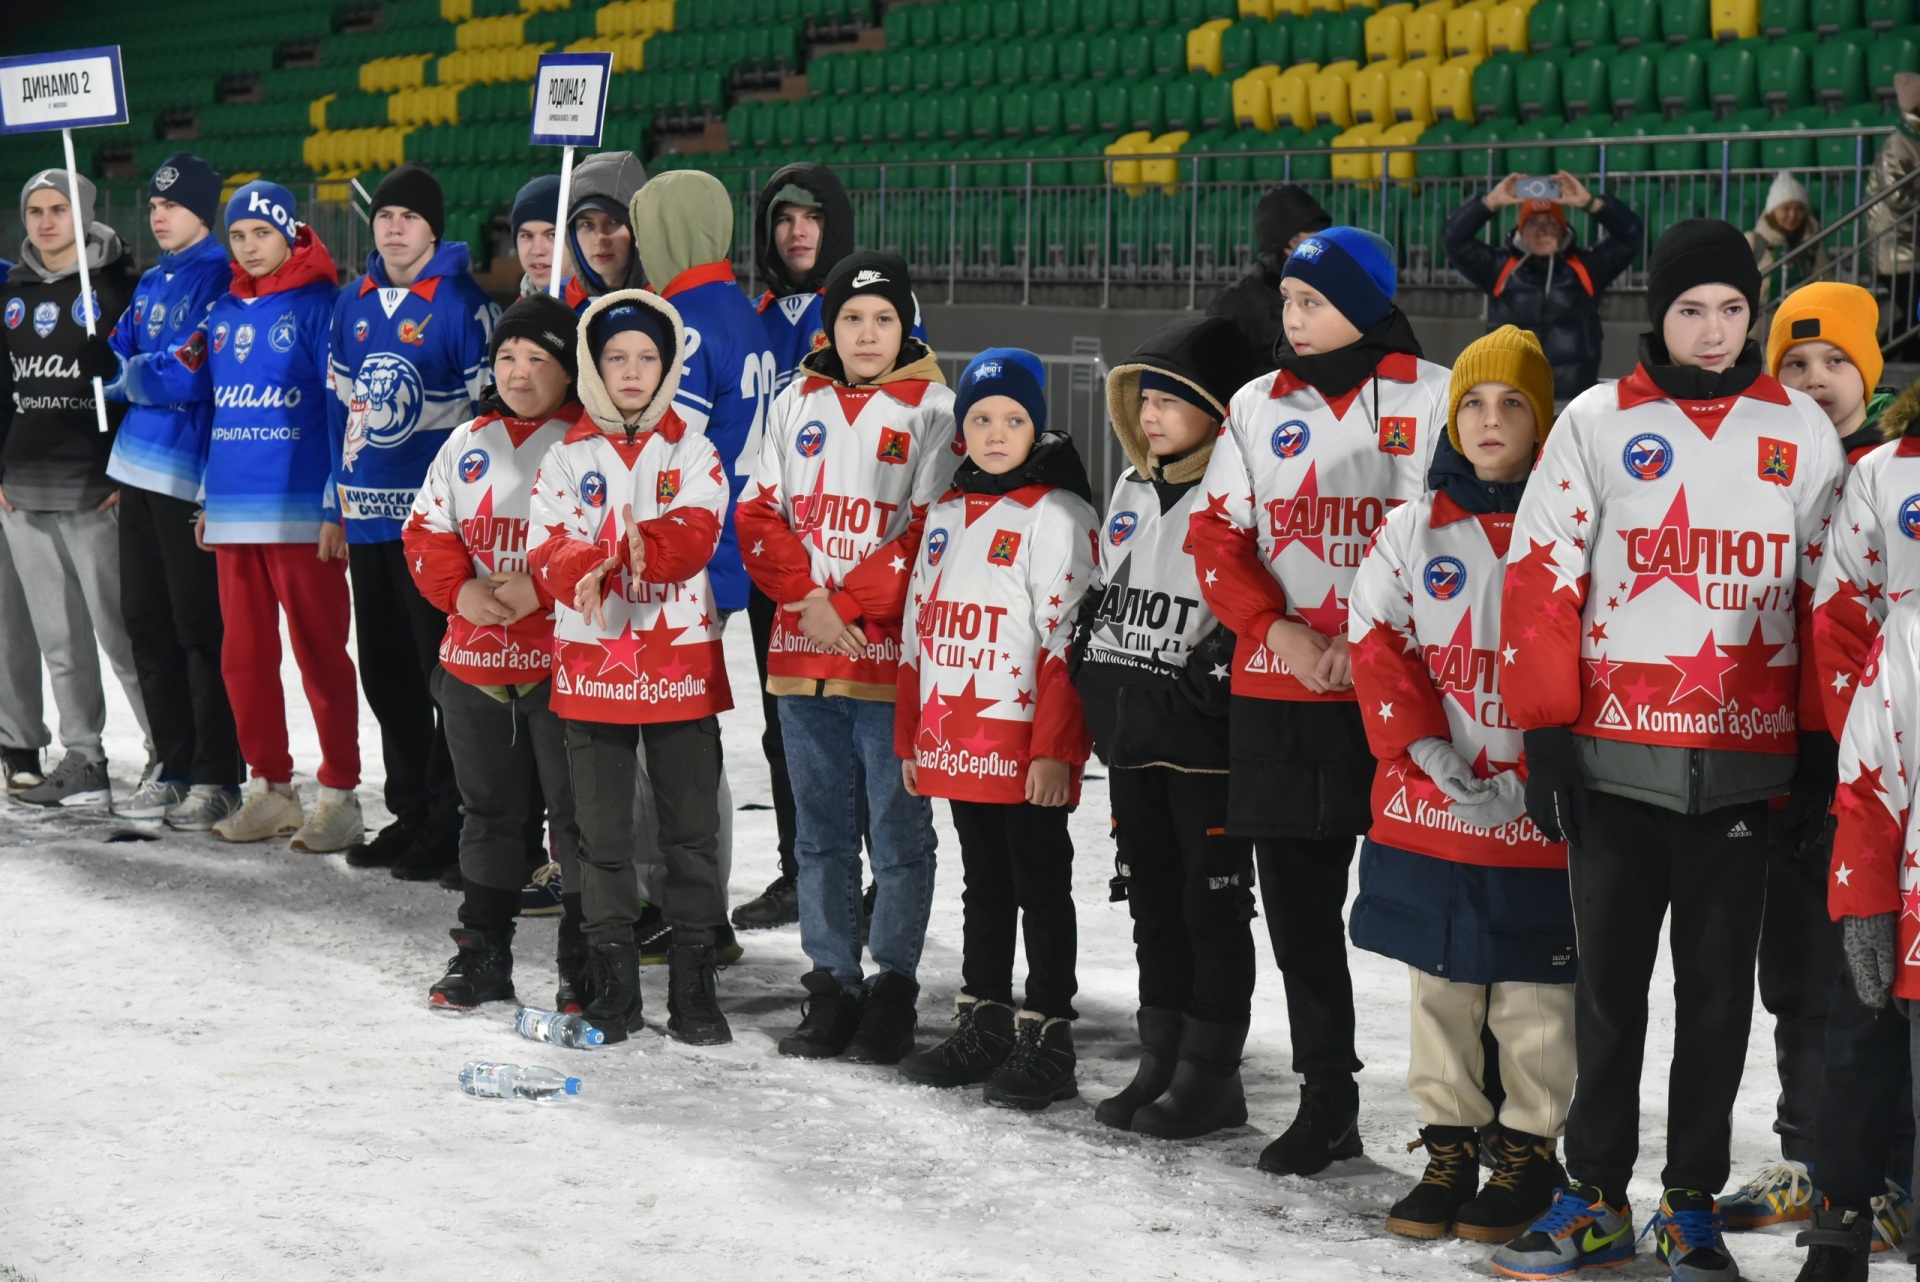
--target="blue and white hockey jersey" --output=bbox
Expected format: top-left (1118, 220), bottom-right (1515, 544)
top-left (327, 241), bottom-right (499, 544)
top-left (105, 232), bottom-right (229, 499)
top-left (757, 288), bottom-right (928, 395)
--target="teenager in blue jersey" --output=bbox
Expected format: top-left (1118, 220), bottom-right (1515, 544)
top-left (557, 150), bottom-right (647, 315)
top-left (103, 153), bottom-right (242, 827)
top-left (327, 163), bottom-right (500, 880)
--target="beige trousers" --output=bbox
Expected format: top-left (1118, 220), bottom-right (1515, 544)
top-left (1406, 966), bottom-right (1576, 1138)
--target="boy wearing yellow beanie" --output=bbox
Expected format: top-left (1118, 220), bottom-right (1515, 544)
top-left (1770, 281), bottom-right (1890, 461)
top-left (1348, 326), bottom-right (1576, 1242)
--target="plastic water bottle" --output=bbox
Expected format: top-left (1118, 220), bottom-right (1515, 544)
top-left (514, 1006), bottom-right (606, 1050)
top-left (458, 1061), bottom-right (581, 1101)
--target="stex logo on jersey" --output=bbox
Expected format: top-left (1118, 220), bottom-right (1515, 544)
top-left (1378, 416), bottom-right (1417, 456)
top-left (987, 529), bottom-right (1021, 566)
top-left (234, 324), bottom-right (256, 363)
top-left (1108, 511), bottom-right (1139, 545)
top-left (581, 471), bottom-right (608, 508)
top-left (796, 421), bottom-right (826, 457)
top-left (1423, 555), bottom-right (1467, 600)
top-left (657, 469), bottom-right (680, 505)
top-left (4, 299), bottom-right (22, 330)
top-left (1271, 419), bottom-right (1310, 458)
top-left (32, 301), bottom-right (58, 337)
top-left (398, 314), bottom-right (432, 346)
top-left (353, 318), bottom-right (370, 342)
top-left (1900, 494), bottom-right (1920, 540)
top-left (1758, 437), bottom-right (1797, 486)
top-left (212, 322), bottom-right (229, 353)
top-left (269, 313), bottom-right (297, 353)
top-left (71, 291), bottom-right (99, 327)
top-left (876, 427), bottom-right (911, 464)
top-left (341, 352), bottom-right (426, 471)
top-left (1624, 432), bottom-right (1674, 481)
top-left (459, 449), bottom-right (490, 484)
top-left (926, 527), bottom-right (949, 565)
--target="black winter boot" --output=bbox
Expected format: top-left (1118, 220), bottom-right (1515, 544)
top-left (983, 1012), bottom-right (1078, 1110)
top-left (346, 818), bottom-right (417, 869)
top-left (1258, 1076), bottom-right (1363, 1176)
top-left (1383, 1125), bottom-right (1480, 1239)
top-left (777, 969), bottom-right (866, 1058)
top-left (731, 873), bottom-right (798, 930)
top-left (391, 828), bottom-right (459, 882)
top-left (665, 935), bottom-right (732, 1046)
top-left (554, 896), bottom-right (587, 1013)
top-left (428, 926), bottom-right (516, 1010)
top-left (582, 940), bottom-right (644, 1044)
top-left (898, 997), bottom-right (1017, 1087)
top-left (846, 971), bottom-right (919, 1064)
top-left (1794, 1205), bottom-right (1873, 1282)
top-left (637, 903), bottom-right (672, 965)
top-left (1131, 1015), bottom-right (1250, 1140)
top-left (1455, 1127), bottom-right (1568, 1243)
top-left (1094, 1007), bottom-right (1183, 1131)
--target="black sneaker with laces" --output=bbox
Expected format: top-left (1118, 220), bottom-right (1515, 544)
top-left (1384, 1125), bottom-right (1480, 1239)
top-left (1653, 1187), bottom-right (1738, 1280)
top-left (731, 873), bottom-right (799, 930)
top-left (428, 926), bottom-right (516, 1010)
top-left (778, 969), bottom-right (865, 1058)
top-left (582, 940), bottom-right (644, 1044)
top-left (391, 829), bottom-right (459, 882)
top-left (1794, 1204), bottom-right (1872, 1282)
top-left (665, 934), bottom-right (732, 1046)
top-left (1258, 1076), bottom-right (1363, 1176)
top-left (898, 997), bottom-right (1016, 1087)
top-left (346, 819), bottom-right (417, 869)
top-left (982, 1012), bottom-right (1078, 1110)
top-left (1455, 1127), bottom-right (1568, 1243)
top-left (846, 971), bottom-right (919, 1064)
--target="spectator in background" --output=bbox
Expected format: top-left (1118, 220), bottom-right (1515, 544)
top-left (558, 151), bottom-right (647, 314)
top-left (1747, 172), bottom-right (1827, 304)
top-left (0, 168), bottom-right (152, 807)
top-left (104, 152), bottom-right (242, 826)
top-left (1205, 185), bottom-right (1331, 368)
top-left (1867, 73), bottom-right (1920, 358)
top-left (510, 174), bottom-right (560, 299)
top-left (1443, 171), bottom-right (1643, 405)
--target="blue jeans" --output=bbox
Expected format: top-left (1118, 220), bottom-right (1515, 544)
top-left (778, 693), bottom-right (937, 991)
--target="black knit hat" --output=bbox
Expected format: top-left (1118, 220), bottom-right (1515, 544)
top-left (148, 152), bottom-right (221, 231)
top-left (509, 174), bottom-right (561, 235)
top-left (821, 250), bottom-right (915, 344)
top-left (1253, 184), bottom-right (1332, 263)
top-left (1645, 217), bottom-right (1762, 327)
top-left (371, 163), bottom-right (445, 241)
top-left (490, 293), bottom-right (580, 380)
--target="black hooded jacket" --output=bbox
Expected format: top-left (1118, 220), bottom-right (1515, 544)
top-left (753, 162), bottom-right (856, 299)
top-left (1204, 185), bottom-right (1331, 372)
top-left (1443, 193), bottom-right (1645, 404)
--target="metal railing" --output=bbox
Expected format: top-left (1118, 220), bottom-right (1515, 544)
top-left (1758, 150), bottom-right (1920, 354)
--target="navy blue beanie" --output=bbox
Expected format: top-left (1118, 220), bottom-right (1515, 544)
top-left (510, 174), bottom-right (561, 235)
top-left (1281, 226), bottom-right (1398, 331)
top-left (588, 300), bottom-right (670, 366)
top-left (149, 152), bottom-right (221, 232)
top-left (954, 348), bottom-right (1047, 437)
top-left (1139, 370), bottom-right (1222, 420)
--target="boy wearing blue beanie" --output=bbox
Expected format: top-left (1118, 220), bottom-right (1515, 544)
top-left (1190, 225), bottom-right (1454, 1177)
top-left (894, 349), bottom-right (1099, 1109)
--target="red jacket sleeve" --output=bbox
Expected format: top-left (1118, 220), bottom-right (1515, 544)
top-left (401, 522), bottom-right (477, 615)
top-left (736, 481), bottom-right (823, 605)
top-left (634, 508), bottom-right (722, 584)
top-left (836, 499), bottom-right (929, 631)
top-left (1829, 628), bottom-right (1915, 921)
top-left (1029, 651), bottom-right (1091, 764)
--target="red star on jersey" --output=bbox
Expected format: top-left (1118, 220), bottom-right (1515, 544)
top-left (1903, 882), bottom-right (1920, 922)
top-left (1585, 652), bottom-right (1620, 687)
top-left (919, 688), bottom-right (952, 743)
top-left (1621, 672), bottom-right (1664, 705)
top-left (1587, 621), bottom-right (1608, 643)
top-left (597, 621), bottom-right (645, 677)
top-left (1199, 491), bottom-right (1233, 523)
top-left (1666, 630), bottom-right (1740, 704)
top-left (1718, 618), bottom-right (1789, 712)
top-left (1470, 745), bottom-right (1520, 778)
top-left (639, 611), bottom-right (693, 676)
top-left (1268, 462), bottom-right (1326, 564)
top-left (925, 676), bottom-right (1001, 750)
top-left (543, 521), bottom-right (570, 541)
top-left (1859, 762), bottom-right (1890, 796)
top-left (1014, 689), bottom-right (1034, 709)
top-left (1625, 487), bottom-right (1704, 603)
top-left (1290, 585), bottom-right (1349, 637)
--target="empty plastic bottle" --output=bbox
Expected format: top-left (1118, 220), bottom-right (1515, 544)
top-left (515, 1006), bottom-right (606, 1050)
top-left (458, 1061), bottom-right (581, 1101)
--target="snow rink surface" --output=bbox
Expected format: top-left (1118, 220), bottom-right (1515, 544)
top-left (0, 622), bottom-right (1829, 1280)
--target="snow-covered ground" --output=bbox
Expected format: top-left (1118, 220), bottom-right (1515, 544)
top-left (0, 622), bottom-right (1845, 1281)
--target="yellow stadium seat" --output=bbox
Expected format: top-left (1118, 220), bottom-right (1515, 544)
top-left (1349, 61), bottom-right (1395, 120)
top-left (1402, 6), bottom-right (1445, 56)
top-left (1486, 0), bottom-right (1529, 52)
top-left (1382, 119), bottom-right (1427, 178)
top-left (1365, 8), bottom-right (1407, 61)
top-left (1143, 131), bottom-right (1191, 192)
top-left (1105, 130), bottom-right (1154, 192)
top-left (1332, 122), bottom-right (1387, 180)
top-left (1428, 52), bottom-right (1478, 118)
top-left (1710, 0), bottom-right (1759, 37)
top-left (441, 0), bottom-right (474, 20)
top-left (1187, 18), bottom-right (1233, 75)
top-left (1310, 61), bottom-right (1358, 124)
top-left (1233, 69), bottom-right (1280, 128)
top-left (1445, 7), bottom-right (1487, 57)
top-left (1387, 60), bottom-right (1433, 121)
top-left (521, 0), bottom-right (569, 12)
top-left (309, 95), bottom-right (335, 132)
top-left (1239, 0), bottom-right (1276, 15)
top-left (1307, 0), bottom-right (1345, 12)
top-left (1270, 69), bottom-right (1315, 127)
top-left (1270, 0), bottom-right (1311, 12)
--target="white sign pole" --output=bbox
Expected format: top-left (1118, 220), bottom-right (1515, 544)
top-left (60, 125), bottom-right (107, 434)
top-left (547, 143), bottom-right (575, 300)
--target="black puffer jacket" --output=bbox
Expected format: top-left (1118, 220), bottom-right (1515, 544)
top-left (752, 162), bottom-right (855, 299)
top-left (1205, 185), bottom-right (1329, 372)
top-left (1442, 194), bottom-right (1644, 404)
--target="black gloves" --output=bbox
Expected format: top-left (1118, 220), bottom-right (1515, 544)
top-left (1778, 734), bottom-right (1841, 860)
top-left (1522, 725), bottom-right (1585, 845)
top-left (77, 335), bottom-right (120, 383)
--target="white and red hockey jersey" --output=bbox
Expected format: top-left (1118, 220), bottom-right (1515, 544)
top-left (895, 480), bottom-right (1098, 804)
top-left (1189, 352), bottom-right (1451, 701)
top-left (403, 403), bottom-right (583, 685)
top-left (1500, 369), bottom-right (1843, 754)
top-left (736, 346), bottom-right (958, 697)
top-left (1813, 434), bottom-right (1920, 731)
top-left (1827, 605), bottom-right (1920, 998)
top-left (1348, 490), bottom-right (1565, 868)
top-left (526, 409), bottom-right (732, 725)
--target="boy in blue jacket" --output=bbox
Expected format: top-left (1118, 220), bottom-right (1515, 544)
top-left (104, 152), bottom-right (242, 825)
top-left (327, 163), bottom-right (499, 880)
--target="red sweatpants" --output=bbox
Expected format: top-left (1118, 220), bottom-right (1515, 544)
top-left (215, 544), bottom-right (361, 789)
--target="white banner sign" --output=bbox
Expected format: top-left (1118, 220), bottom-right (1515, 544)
top-left (530, 52), bottom-right (612, 148)
top-left (0, 46), bottom-right (127, 135)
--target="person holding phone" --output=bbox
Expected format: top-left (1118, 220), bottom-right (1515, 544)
top-left (1442, 171), bottom-right (1644, 405)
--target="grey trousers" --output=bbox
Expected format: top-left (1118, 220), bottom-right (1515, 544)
top-left (0, 505), bottom-right (151, 761)
top-left (630, 734), bottom-right (733, 908)
top-left (0, 517), bottom-right (50, 752)
top-left (433, 669), bottom-right (580, 893)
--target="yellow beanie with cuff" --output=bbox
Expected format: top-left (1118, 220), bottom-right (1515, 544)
top-left (1447, 324), bottom-right (1557, 454)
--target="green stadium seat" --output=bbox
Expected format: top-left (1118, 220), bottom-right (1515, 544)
top-left (1022, 0), bottom-right (1052, 36)
top-left (1868, 0), bottom-right (1917, 27)
top-left (1084, 0), bottom-right (1113, 29)
top-left (997, 45), bottom-right (1027, 85)
top-left (909, 4), bottom-right (938, 44)
top-left (1132, 79), bottom-right (1167, 132)
top-left (1475, 53), bottom-right (1520, 116)
top-left (1112, 0), bottom-right (1142, 26)
top-left (1660, 0), bottom-right (1710, 42)
top-left (941, 92), bottom-right (974, 140)
top-left (1812, 0), bottom-right (1863, 29)
top-left (1031, 86), bottom-right (1066, 134)
top-left (1760, 103), bottom-right (1820, 165)
top-left (1760, 0), bottom-right (1807, 34)
top-left (1141, 0), bottom-right (1175, 25)
top-left (1326, 11), bottom-right (1368, 63)
top-left (911, 95), bottom-right (940, 141)
top-left (1052, 0), bottom-right (1082, 34)
top-left (859, 52), bottom-right (887, 95)
top-left (912, 49), bottom-right (939, 91)
top-left (1059, 35), bottom-right (1091, 81)
top-left (1611, 0), bottom-right (1660, 44)
top-left (1812, 39), bottom-right (1868, 106)
top-left (1221, 22), bottom-right (1256, 75)
top-left (1658, 45), bottom-right (1706, 112)
top-left (1028, 39), bottom-right (1060, 83)
top-left (855, 96), bottom-right (884, 142)
top-left (1501, 119), bottom-right (1557, 172)
top-left (1256, 19), bottom-right (1293, 66)
top-left (1568, 0), bottom-right (1613, 49)
top-left (1096, 83), bottom-right (1132, 132)
top-left (965, 0), bottom-right (994, 42)
top-left (1152, 28), bottom-right (1188, 76)
top-left (1456, 117), bottom-right (1509, 175)
top-left (882, 96), bottom-right (910, 142)
top-left (1063, 83), bottom-right (1098, 132)
top-left (1560, 51), bottom-right (1608, 116)
top-left (885, 50), bottom-right (913, 94)
top-left (827, 99), bottom-right (857, 144)
top-left (1088, 33), bottom-right (1122, 79)
top-left (1527, 0), bottom-right (1571, 49)
top-left (1757, 40), bottom-right (1811, 107)
top-left (1200, 73), bottom-right (1234, 128)
top-left (1871, 34), bottom-right (1920, 106)
top-left (726, 99), bottom-right (758, 142)
top-left (968, 44), bottom-right (998, 88)
top-left (938, 46), bottom-right (967, 88)
top-left (1708, 40), bottom-right (1759, 111)
top-left (1610, 47), bottom-right (1658, 114)
top-left (1517, 54), bottom-right (1565, 117)
top-left (1001, 86), bottom-right (1033, 137)
top-left (771, 99), bottom-right (802, 146)
top-left (969, 86), bottom-right (1001, 137)
top-left (1165, 75), bottom-right (1199, 130)
top-left (882, 3), bottom-right (912, 45)
top-left (1293, 16), bottom-right (1329, 64)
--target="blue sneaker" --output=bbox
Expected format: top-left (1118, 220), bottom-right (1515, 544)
top-left (1490, 1184), bottom-right (1637, 1279)
top-left (1648, 1189), bottom-right (1739, 1282)
top-left (1720, 1160), bottom-right (1812, 1229)
top-left (519, 861), bottom-right (564, 917)
top-left (1872, 1179), bottom-right (1911, 1253)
